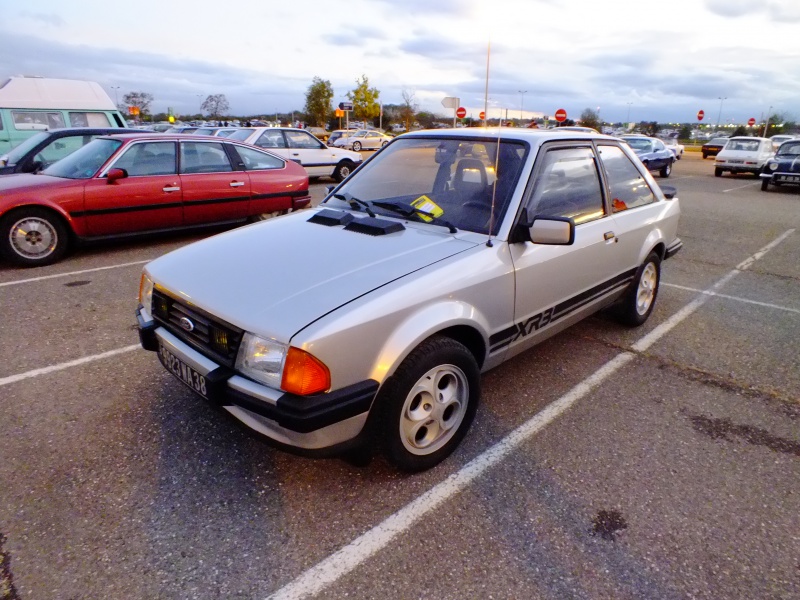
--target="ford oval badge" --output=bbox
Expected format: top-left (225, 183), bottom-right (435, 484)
top-left (179, 317), bottom-right (195, 332)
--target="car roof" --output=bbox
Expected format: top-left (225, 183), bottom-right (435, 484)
top-left (401, 127), bottom-right (614, 144)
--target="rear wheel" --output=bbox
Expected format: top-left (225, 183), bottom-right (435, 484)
top-left (352, 141), bottom-right (362, 152)
top-left (249, 209), bottom-right (288, 222)
top-left (614, 252), bottom-right (661, 327)
top-left (0, 207), bottom-right (69, 267)
top-left (333, 160), bottom-right (356, 182)
top-left (660, 160), bottom-right (672, 178)
top-left (714, 167), bottom-right (723, 177)
top-left (379, 336), bottom-right (480, 472)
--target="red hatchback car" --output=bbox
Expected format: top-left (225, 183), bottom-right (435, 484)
top-left (0, 134), bottom-right (310, 267)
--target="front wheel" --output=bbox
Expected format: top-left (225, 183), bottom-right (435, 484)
top-left (333, 160), bottom-right (356, 182)
top-left (660, 161), bottom-right (672, 178)
top-left (379, 336), bottom-right (480, 472)
top-left (761, 178), bottom-right (769, 191)
top-left (0, 207), bottom-right (69, 267)
top-left (352, 141), bottom-right (362, 152)
top-left (613, 252), bottom-right (661, 327)
top-left (714, 167), bottom-right (723, 177)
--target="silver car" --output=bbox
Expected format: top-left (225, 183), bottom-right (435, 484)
top-left (137, 128), bottom-right (682, 471)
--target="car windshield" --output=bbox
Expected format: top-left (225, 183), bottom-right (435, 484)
top-left (777, 142), bottom-right (800, 156)
top-left (227, 128), bottom-right (255, 141)
top-left (326, 136), bottom-right (528, 235)
top-left (625, 138), bottom-right (652, 151)
top-left (5, 132), bottom-right (53, 164)
top-left (41, 138), bottom-right (122, 179)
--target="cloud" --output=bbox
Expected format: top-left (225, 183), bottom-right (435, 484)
top-left (19, 11), bottom-right (64, 27)
top-left (705, 0), bottom-right (800, 21)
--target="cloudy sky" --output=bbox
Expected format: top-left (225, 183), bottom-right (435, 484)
top-left (2, 0), bottom-right (799, 125)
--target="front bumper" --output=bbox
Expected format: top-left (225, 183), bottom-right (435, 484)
top-left (665, 237), bottom-right (683, 259)
top-left (137, 309), bottom-right (378, 450)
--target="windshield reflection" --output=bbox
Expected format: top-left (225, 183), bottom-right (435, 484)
top-left (42, 138), bottom-right (122, 179)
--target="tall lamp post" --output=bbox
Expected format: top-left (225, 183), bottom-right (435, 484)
top-left (518, 90), bottom-right (527, 119)
top-left (716, 97), bottom-right (726, 131)
top-left (110, 86), bottom-right (120, 108)
top-left (626, 102), bottom-right (633, 123)
top-left (196, 94), bottom-right (203, 117)
top-left (762, 105), bottom-right (773, 138)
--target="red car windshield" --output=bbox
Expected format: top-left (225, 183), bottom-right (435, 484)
top-left (42, 138), bottom-right (122, 179)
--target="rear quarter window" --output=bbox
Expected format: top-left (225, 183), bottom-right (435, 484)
top-left (597, 144), bottom-right (655, 211)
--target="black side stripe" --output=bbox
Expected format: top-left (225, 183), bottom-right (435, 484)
top-left (489, 268), bottom-right (637, 353)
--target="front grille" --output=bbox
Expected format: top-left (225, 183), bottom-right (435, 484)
top-left (152, 289), bottom-right (243, 367)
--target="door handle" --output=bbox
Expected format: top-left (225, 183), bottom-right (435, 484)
top-left (292, 152), bottom-right (300, 156)
top-left (603, 231), bottom-right (616, 241)
top-left (162, 186), bottom-right (180, 192)
top-left (229, 181), bottom-right (245, 187)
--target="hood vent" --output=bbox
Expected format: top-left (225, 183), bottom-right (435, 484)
top-left (307, 209), bottom-right (354, 226)
top-left (344, 216), bottom-right (405, 236)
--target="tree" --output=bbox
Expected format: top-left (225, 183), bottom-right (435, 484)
top-left (202, 94), bottom-right (230, 120)
top-left (304, 77), bottom-right (334, 127)
top-left (679, 124), bottom-right (692, 140)
top-left (122, 91), bottom-right (154, 118)
top-left (347, 75), bottom-right (380, 127)
top-left (635, 121), bottom-right (660, 136)
top-left (400, 90), bottom-right (418, 132)
top-left (579, 108), bottom-right (600, 131)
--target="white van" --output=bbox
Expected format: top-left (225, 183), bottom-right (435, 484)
top-left (0, 76), bottom-right (128, 154)
top-left (714, 136), bottom-right (774, 177)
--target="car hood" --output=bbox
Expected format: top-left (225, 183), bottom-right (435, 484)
top-left (146, 209), bottom-right (478, 341)
top-left (0, 173), bottom-right (71, 191)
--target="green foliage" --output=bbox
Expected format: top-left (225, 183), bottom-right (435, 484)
top-left (201, 94), bottom-right (230, 119)
top-left (304, 77), bottom-right (334, 127)
top-left (122, 91), bottom-right (154, 115)
top-left (400, 90), bottom-right (417, 132)
top-left (635, 121), bottom-right (660, 136)
top-left (679, 124), bottom-right (692, 140)
top-left (347, 75), bottom-right (381, 124)
top-left (732, 126), bottom-right (748, 137)
top-left (579, 108), bottom-right (600, 130)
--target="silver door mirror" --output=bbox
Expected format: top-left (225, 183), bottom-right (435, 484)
top-left (529, 217), bottom-right (574, 245)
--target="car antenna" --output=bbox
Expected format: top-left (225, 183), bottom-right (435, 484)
top-left (485, 128), bottom-right (502, 248)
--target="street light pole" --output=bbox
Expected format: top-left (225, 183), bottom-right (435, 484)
top-left (196, 94), bottom-right (203, 117)
top-left (483, 39), bottom-right (491, 126)
top-left (716, 97), bottom-right (726, 131)
top-left (111, 86), bottom-right (120, 107)
top-left (762, 105), bottom-right (773, 138)
top-left (518, 90), bottom-right (527, 119)
top-left (626, 102), bottom-right (632, 123)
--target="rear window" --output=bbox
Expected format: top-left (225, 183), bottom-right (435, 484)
top-left (69, 112), bottom-right (111, 127)
top-left (12, 111), bottom-right (65, 130)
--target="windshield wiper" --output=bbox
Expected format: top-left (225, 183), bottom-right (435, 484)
top-left (372, 200), bottom-right (458, 233)
top-left (333, 193), bottom-right (376, 217)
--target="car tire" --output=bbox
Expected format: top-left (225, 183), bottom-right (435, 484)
top-left (0, 207), bottom-right (69, 267)
top-left (379, 336), bottom-right (480, 472)
top-left (702, 152), bottom-right (708, 159)
top-left (352, 141), bottom-right (362, 152)
top-left (614, 251), bottom-right (661, 327)
top-left (660, 161), bottom-right (672, 178)
top-left (381, 140), bottom-right (388, 147)
top-left (714, 167), bottom-right (723, 177)
top-left (761, 179), bottom-right (769, 191)
top-left (249, 209), bottom-right (288, 222)
top-left (333, 160), bottom-right (356, 182)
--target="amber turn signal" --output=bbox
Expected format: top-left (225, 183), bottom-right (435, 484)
top-left (281, 347), bottom-right (331, 395)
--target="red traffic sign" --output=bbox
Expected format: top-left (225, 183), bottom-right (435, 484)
top-left (554, 108), bottom-right (567, 122)
top-left (697, 109), bottom-right (705, 121)
top-left (748, 117), bottom-right (756, 127)
top-left (456, 107), bottom-right (467, 119)
top-left (479, 111), bottom-right (486, 120)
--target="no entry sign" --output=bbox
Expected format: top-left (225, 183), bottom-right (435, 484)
top-left (697, 110), bottom-right (705, 121)
top-left (479, 111), bottom-right (486, 120)
top-left (456, 107), bottom-right (467, 118)
top-left (555, 108), bottom-right (567, 122)
top-left (748, 117), bottom-right (756, 126)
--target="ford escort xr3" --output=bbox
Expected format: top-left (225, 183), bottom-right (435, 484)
top-left (137, 128), bottom-right (682, 471)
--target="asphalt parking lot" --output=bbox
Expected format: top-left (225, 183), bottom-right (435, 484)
top-left (1, 152), bottom-right (798, 599)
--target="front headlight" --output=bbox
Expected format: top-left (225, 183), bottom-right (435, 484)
top-left (236, 333), bottom-right (287, 389)
top-left (138, 272), bottom-right (155, 319)
top-left (767, 161), bottom-right (778, 171)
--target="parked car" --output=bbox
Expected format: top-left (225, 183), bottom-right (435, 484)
top-left (701, 137), bottom-right (729, 159)
top-left (192, 127), bottom-right (237, 137)
top-left (759, 139), bottom-right (800, 191)
top-left (0, 127), bottom-right (148, 175)
top-left (713, 136), bottom-right (774, 177)
top-left (663, 137), bottom-right (684, 160)
top-left (327, 129), bottom-right (356, 148)
top-left (225, 127), bottom-right (362, 181)
top-left (619, 135), bottom-right (674, 177)
top-left (0, 134), bottom-right (310, 266)
top-left (555, 126), bottom-right (600, 133)
top-left (768, 134), bottom-right (797, 152)
top-left (340, 129), bottom-right (393, 151)
top-left (136, 127), bottom-right (682, 471)
top-left (306, 127), bottom-right (330, 142)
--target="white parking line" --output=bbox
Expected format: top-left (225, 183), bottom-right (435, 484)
top-left (663, 283), bottom-right (800, 315)
top-left (723, 181), bottom-right (759, 192)
top-left (0, 345), bottom-right (140, 387)
top-left (0, 259), bottom-right (150, 288)
top-left (266, 230), bottom-right (795, 600)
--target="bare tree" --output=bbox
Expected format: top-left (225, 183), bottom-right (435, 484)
top-left (201, 94), bottom-right (230, 120)
top-left (122, 91), bottom-right (154, 119)
top-left (400, 90), bottom-right (418, 132)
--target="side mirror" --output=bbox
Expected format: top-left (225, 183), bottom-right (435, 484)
top-left (29, 160), bottom-right (44, 173)
top-left (660, 185), bottom-right (677, 200)
top-left (106, 168), bottom-right (128, 183)
top-left (529, 216), bottom-right (575, 245)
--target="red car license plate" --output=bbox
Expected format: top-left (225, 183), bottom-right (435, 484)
top-left (158, 343), bottom-right (208, 398)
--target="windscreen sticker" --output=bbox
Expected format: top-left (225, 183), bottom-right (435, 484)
top-left (411, 195), bottom-right (444, 222)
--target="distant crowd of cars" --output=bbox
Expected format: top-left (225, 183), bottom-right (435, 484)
top-left (0, 122), bottom-right (797, 268)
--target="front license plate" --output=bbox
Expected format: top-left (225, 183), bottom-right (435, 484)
top-left (158, 343), bottom-right (208, 398)
top-left (778, 175), bottom-right (800, 183)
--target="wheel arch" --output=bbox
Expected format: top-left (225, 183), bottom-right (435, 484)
top-left (1, 201), bottom-right (76, 237)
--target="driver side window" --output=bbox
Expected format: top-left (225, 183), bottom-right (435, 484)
top-left (526, 146), bottom-right (605, 224)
